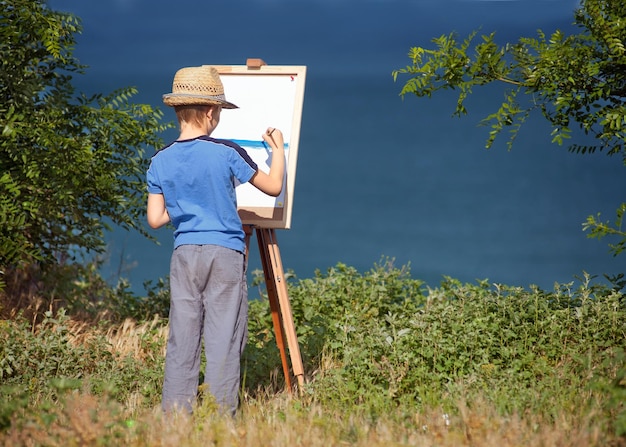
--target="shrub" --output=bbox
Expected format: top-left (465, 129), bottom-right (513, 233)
top-left (245, 262), bottom-right (625, 435)
top-left (1, 260), bottom-right (624, 439)
top-left (0, 308), bottom-right (166, 418)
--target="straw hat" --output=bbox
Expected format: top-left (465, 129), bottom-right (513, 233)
top-left (162, 65), bottom-right (238, 109)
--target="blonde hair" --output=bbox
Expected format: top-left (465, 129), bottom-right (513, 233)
top-left (174, 105), bottom-right (214, 128)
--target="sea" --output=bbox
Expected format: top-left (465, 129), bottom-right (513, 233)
top-left (49, 0), bottom-right (626, 295)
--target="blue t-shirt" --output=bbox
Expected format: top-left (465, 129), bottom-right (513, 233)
top-left (147, 136), bottom-right (258, 253)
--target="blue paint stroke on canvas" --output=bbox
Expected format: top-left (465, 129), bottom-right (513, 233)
top-left (231, 139), bottom-right (289, 150)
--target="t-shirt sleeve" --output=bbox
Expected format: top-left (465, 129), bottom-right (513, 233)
top-left (227, 143), bottom-right (258, 184)
top-left (146, 160), bottom-right (163, 194)
top-left (210, 138), bottom-right (258, 183)
top-left (231, 152), bottom-right (257, 184)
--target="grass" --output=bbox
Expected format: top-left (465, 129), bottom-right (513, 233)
top-left (0, 260), bottom-right (624, 446)
top-left (0, 385), bottom-right (614, 446)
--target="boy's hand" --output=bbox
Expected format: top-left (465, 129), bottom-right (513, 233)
top-left (250, 127), bottom-right (286, 196)
top-left (262, 127), bottom-right (284, 151)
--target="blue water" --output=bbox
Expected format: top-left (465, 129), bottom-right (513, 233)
top-left (50, 0), bottom-right (625, 293)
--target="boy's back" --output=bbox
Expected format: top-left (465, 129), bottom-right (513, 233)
top-left (148, 136), bottom-right (257, 252)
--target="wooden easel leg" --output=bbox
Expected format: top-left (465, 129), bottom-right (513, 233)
top-left (256, 228), bottom-right (305, 389)
top-left (255, 228), bottom-right (292, 391)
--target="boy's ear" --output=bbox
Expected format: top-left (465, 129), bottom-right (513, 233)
top-left (207, 105), bottom-right (217, 119)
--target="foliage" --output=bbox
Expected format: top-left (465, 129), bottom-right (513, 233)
top-left (247, 262), bottom-right (625, 436)
top-left (0, 384), bottom-right (131, 445)
top-left (0, 261), bottom-right (624, 442)
top-left (0, 0), bottom-right (172, 291)
top-left (244, 260), bottom-right (426, 390)
top-left (0, 254), bottom-right (171, 324)
top-left (392, 0), bottom-right (626, 255)
top-left (0, 309), bottom-right (165, 419)
top-left (60, 259), bottom-right (171, 322)
top-left (308, 273), bottom-right (623, 418)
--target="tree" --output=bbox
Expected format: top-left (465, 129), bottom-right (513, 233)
top-left (0, 0), bottom-right (170, 291)
top-left (393, 0), bottom-right (626, 256)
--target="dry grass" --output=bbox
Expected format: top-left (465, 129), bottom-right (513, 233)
top-left (105, 316), bottom-right (168, 361)
top-left (1, 390), bottom-right (619, 447)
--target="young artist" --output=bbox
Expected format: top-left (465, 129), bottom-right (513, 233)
top-left (146, 65), bottom-right (285, 415)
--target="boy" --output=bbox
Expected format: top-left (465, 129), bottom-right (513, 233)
top-left (146, 65), bottom-right (285, 415)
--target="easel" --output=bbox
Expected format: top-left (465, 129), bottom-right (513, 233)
top-left (245, 226), bottom-right (305, 391)
top-left (236, 57), bottom-right (306, 392)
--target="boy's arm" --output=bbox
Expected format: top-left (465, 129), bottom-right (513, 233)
top-left (147, 193), bottom-right (170, 229)
top-left (249, 128), bottom-right (285, 197)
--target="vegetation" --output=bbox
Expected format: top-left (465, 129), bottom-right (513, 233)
top-left (0, 1), bottom-right (624, 445)
top-left (393, 0), bottom-right (626, 255)
top-left (0, 261), bottom-right (624, 446)
top-left (0, 0), bottom-right (170, 294)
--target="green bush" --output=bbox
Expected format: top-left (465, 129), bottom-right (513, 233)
top-left (0, 310), bottom-right (109, 392)
top-left (0, 308), bottom-right (165, 414)
top-left (1, 260), bottom-right (624, 436)
top-left (1, 0), bottom-right (170, 276)
top-left (245, 262), bottom-right (625, 434)
top-left (244, 260), bottom-right (426, 391)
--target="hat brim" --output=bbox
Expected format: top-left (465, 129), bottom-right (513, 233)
top-left (162, 93), bottom-right (238, 109)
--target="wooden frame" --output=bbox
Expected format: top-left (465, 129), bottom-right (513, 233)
top-left (211, 62), bottom-right (306, 229)
top-left (251, 227), bottom-right (305, 390)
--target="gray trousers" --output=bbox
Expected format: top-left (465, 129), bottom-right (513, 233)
top-left (162, 244), bottom-right (248, 416)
